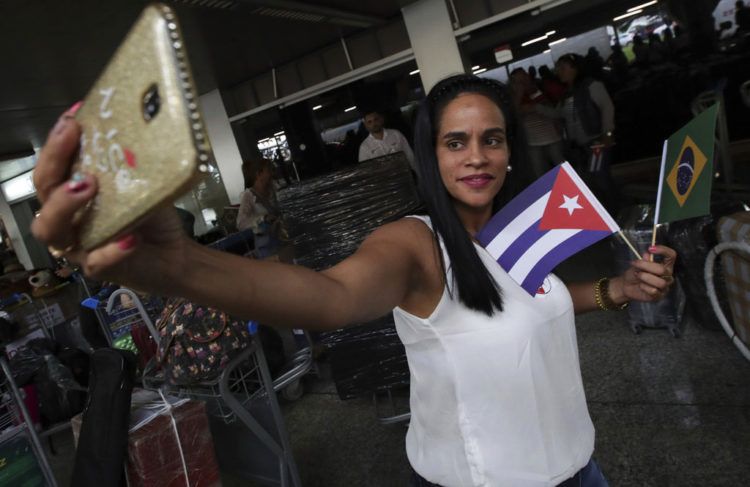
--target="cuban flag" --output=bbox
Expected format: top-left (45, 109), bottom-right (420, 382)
top-left (477, 162), bottom-right (620, 296)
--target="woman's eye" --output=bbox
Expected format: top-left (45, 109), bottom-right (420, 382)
top-left (447, 141), bottom-right (463, 150)
top-left (486, 138), bottom-right (505, 146)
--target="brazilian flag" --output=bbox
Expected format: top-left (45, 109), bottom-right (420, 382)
top-left (655, 103), bottom-right (719, 224)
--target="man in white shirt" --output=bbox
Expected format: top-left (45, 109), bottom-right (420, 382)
top-left (358, 110), bottom-right (415, 170)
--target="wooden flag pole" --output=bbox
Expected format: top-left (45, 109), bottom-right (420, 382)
top-left (649, 224), bottom-right (659, 262)
top-left (618, 230), bottom-right (643, 260)
top-left (651, 140), bottom-right (669, 263)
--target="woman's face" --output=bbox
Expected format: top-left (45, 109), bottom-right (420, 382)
top-left (555, 60), bottom-right (577, 85)
top-left (257, 165), bottom-right (272, 189)
top-left (435, 92), bottom-right (509, 217)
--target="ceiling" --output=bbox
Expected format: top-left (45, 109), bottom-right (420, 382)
top-left (0, 0), bottom-right (412, 173)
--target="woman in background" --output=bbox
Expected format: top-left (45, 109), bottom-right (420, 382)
top-left (553, 53), bottom-right (619, 213)
top-left (236, 158), bottom-right (287, 260)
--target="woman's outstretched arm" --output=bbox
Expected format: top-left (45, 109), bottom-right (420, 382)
top-left (32, 110), bottom-right (422, 331)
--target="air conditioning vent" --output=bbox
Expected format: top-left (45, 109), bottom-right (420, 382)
top-left (170, 0), bottom-right (237, 10)
top-left (252, 7), bottom-right (325, 23)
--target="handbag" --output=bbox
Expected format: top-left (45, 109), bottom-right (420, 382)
top-left (156, 298), bottom-right (252, 385)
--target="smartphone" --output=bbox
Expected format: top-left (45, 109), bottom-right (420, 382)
top-left (72, 3), bottom-right (211, 250)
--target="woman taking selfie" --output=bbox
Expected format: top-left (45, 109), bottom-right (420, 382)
top-left (32, 74), bottom-right (675, 487)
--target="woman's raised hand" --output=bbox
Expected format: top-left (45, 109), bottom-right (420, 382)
top-left (31, 105), bottom-right (189, 293)
top-left (617, 245), bottom-right (678, 303)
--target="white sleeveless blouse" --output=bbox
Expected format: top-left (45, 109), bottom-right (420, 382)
top-left (393, 216), bottom-right (594, 486)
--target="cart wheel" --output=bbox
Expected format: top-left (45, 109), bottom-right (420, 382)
top-left (670, 327), bottom-right (681, 339)
top-left (631, 324), bottom-right (642, 335)
top-left (281, 379), bottom-right (304, 401)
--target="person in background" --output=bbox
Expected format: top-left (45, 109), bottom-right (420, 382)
top-left (236, 158), bottom-right (287, 260)
top-left (647, 32), bottom-right (667, 64)
top-left (606, 44), bottom-right (630, 85)
top-left (538, 65), bottom-right (566, 103)
top-left (584, 47), bottom-right (605, 80)
top-left (358, 109), bottom-right (415, 171)
top-left (671, 24), bottom-right (690, 53)
top-left (527, 65), bottom-right (539, 86)
top-left (509, 68), bottom-right (565, 179)
top-left (736, 1), bottom-right (750, 32)
top-left (553, 53), bottom-right (619, 212)
top-left (632, 34), bottom-right (650, 66)
top-left (33, 74), bottom-right (677, 487)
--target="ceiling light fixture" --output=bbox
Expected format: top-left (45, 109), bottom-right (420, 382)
top-left (312, 105), bottom-right (323, 110)
top-left (521, 35), bottom-right (549, 47)
top-left (628, 1), bottom-right (657, 12)
top-left (614, 9), bottom-right (642, 21)
top-left (344, 106), bottom-right (357, 112)
top-left (548, 37), bottom-right (567, 46)
top-left (473, 68), bottom-right (487, 75)
top-left (410, 69), bottom-right (420, 75)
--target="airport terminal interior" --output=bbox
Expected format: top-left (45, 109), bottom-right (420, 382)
top-left (0, 0), bottom-right (748, 486)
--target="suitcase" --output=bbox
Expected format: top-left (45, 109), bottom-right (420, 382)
top-left (666, 198), bottom-right (746, 329)
top-left (613, 205), bottom-right (686, 336)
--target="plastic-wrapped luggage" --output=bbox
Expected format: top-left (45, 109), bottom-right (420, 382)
top-left (277, 153), bottom-right (420, 399)
top-left (613, 205), bottom-right (686, 336)
top-left (666, 197), bottom-right (747, 329)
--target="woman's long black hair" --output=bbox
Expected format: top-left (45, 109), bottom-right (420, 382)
top-left (413, 74), bottom-right (525, 316)
top-left (556, 53), bottom-right (587, 88)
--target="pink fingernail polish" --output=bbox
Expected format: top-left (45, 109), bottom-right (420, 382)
top-left (66, 101), bottom-right (83, 116)
top-left (117, 234), bottom-right (137, 251)
top-left (648, 245), bottom-right (658, 252)
top-left (67, 180), bottom-right (89, 193)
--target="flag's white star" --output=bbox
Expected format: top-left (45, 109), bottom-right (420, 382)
top-left (559, 194), bottom-right (583, 215)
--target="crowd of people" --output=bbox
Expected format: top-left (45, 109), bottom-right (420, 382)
top-left (507, 51), bottom-right (618, 211)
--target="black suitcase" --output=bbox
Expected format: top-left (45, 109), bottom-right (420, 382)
top-left (614, 205), bottom-right (686, 337)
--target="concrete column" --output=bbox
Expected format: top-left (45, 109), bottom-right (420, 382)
top-left (402, 0), bottom-right (465, 92)
top-left (0, 194), bottom-right (34, 270)
top-left (200, 90), bottom-right (245, 205)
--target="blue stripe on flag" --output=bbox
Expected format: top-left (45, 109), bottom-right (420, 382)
top-left (497, 218), bottom-right (548, 269)
top-left (519, 230), bottom-right (612, 295)
top-left (477, 166), bottom-right (560, 245)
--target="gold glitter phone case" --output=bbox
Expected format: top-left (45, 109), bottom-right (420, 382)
top-left (72, 3), bottom-right (211, 250)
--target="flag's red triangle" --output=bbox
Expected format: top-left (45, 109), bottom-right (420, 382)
top-left (539, 168), bottom-right (611, 231)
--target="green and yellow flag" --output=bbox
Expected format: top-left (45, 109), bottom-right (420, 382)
top-left (655, 103), bottom-right (719, 224)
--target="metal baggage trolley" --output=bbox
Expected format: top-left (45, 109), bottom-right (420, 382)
top-left (0, 357), bottom-right (58, 486)
top-left (100, 288), bottom-right (312, 487)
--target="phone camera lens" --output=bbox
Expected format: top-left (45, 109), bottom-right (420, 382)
top-left (142, 84), bottom-right (161, 122)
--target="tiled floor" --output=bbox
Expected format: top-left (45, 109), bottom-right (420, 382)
top-left (47, 240), bottom-right (750, 486)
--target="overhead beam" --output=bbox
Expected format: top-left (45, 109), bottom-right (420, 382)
top-left (228, 49), bottom-right (414, 120)
top-left (453, 0), bottom-right (574, 37)
top-left (237, 0), bottom-right (385, 28)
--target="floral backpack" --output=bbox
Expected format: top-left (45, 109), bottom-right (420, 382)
top-left (155, 298), bottom-right (252, 385)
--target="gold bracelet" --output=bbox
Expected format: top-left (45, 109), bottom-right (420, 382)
top-left (594, 277), bottom-right (628, 311)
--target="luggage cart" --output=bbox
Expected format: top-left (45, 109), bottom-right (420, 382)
top-left (100, 288), bottom-right (312, 486)
top-left (705, 241), bottom-right (750, 361)
top-left (0, 293), bottom-right (55, 348)
top-left (81, 287), bottom-right (162, 355)
top-left (0, 358), bottom-right (58, 487)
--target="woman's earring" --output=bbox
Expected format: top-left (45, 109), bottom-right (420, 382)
top-left (506, 165), bottom-right (513, 173)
